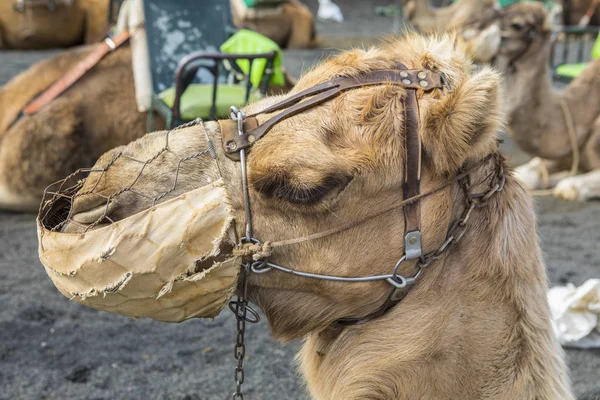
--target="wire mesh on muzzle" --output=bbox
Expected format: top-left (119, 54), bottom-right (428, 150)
top-left (37, 120), bottom-right (241, 323)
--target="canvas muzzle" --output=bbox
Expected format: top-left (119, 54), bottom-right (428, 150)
top-left (37, 124), bottom-right (240, 323)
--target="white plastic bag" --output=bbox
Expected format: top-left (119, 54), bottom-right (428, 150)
top-left (548, 279), bottom-right (600, 349)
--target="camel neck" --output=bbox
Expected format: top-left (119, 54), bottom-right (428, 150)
top-left (414, 0), bottom-right (435, 19)
top-left (301, 170), bottom-right (572, 399)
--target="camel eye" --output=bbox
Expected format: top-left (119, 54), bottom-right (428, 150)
top-left (511, 22), bottom-right (526, 31)
top-left (253, 173), bottom-right (351, 205)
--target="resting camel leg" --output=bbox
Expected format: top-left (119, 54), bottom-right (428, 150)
top-left (553, 119), bottom-right (600, 200)
top-left (554, 169), bottom-right (600, 200)
top-left (514, 157), bottom-right (572, 190)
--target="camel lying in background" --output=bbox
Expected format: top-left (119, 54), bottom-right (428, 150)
top-left (63, 34), bottom-right (573, 399)
top-left (404, 0), bottom-right (599, 30)
top-left (230, 0), bottom-right (319, 49)
top-left (490, 3), bottom-right (600, 201)
top-left (0, 0), bottom-right (110, 49)
top-left (0, 38), bottom-right (296, 211)
top-left (0, 44), bottom-right (150, 211)
top-left (401, 0), bottom-right (502, 62)
top-left (402, 0), bottom-right (497, 34)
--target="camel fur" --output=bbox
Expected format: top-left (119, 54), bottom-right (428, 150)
top-left (490, 3), bottom-right (600, 201)
top-left (230, 0), bottom-right (320, 49)
top-left (401, 0), bottom-right (502, 62)
top-left (0, 33), bottom-right (297, 212)
top-left (402, 0), bottom-right (497, 34)
top-left (0, 44), bottom-right (151, 211)
top-left (0, 0), bottom-right (110, 50)
top-left (62, 34), bottom-right (573, 399)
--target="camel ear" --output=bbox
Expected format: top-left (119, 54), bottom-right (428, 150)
top-left (545, 4), bottom-right (562, 32)
top-left (421, 67), bottom-right (502, 175)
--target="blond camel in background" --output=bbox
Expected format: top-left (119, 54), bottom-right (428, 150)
top-left (0, 39), bottom-right (297, 211)
top-left (63, 34), bottom-right (573, 399)
top-left (487, 3), bottom-right (600, 201)
top-left (0, 44), bottom-right (150, 211)
top-left (230, 0), bottom-right (319, 49)
top-left (0, 0), bottom-right (110, 49)
top-left (401, 0), bottom-right (502, 62)
top-left (402, 0), bottom-right (497, 34)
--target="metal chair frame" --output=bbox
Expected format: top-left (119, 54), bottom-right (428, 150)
top-left (550, 26), bottom-right (600, 82)
top-left (149, 51), bottom-right (276, 129)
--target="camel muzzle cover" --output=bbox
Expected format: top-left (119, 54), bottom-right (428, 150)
top-left (37, 179), bottom-right (240, 323)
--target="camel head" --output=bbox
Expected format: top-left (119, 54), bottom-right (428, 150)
top-left (402, 0), bottom-right (502, 63)
top-left (459, 10), bottom-right (503, 63)
top-left (62, 35), bottom-right (503, 340)
top-left (493, 2), bottom-right (553, 72)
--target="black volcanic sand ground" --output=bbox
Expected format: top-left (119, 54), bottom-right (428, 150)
top-left (1, 7), bottom-right (600, 399)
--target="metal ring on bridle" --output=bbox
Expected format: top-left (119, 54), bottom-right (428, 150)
top-left (250, 260), bottom-right (272, 274)
top-left (228, 301), bottom-right (260, 323)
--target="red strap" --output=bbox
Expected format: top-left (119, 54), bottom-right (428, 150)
top-left (23, 30), bottom-right (131, 115)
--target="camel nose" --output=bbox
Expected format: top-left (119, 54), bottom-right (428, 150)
top-left (71, 201), bottom-right (112, 225)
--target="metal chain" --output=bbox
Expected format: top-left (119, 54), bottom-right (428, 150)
top-left (418, 161), bottom-right (505, 269)
top-left (228, 263), bottom-right (261, 400)
top-left (228, 106), bottom-right (263, 400)
top-left (232, 288), bottom-right (247, 400)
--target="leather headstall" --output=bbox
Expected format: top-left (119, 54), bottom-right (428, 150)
top-left (220, 67), bottom-right (443, 161)
top-left (221, 65), bottom-right (445, 323)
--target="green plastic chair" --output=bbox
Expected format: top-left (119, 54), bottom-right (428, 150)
top-left (158, 85), bottom-right (262, 123)
top-left (152, 30), bottom-right (281, 128)
top-left (554, 32), bottom-right (600, 81)
top-left (145, 0), bottom-right (237, 129)
top-left (220, 29), bottom-right (285, 88)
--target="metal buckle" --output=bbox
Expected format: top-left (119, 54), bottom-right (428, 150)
top-left (104, 37), bottom-right (117, 52)
top-left (404, 231), bottom-right (422, 260)
top-left (230, 106), bottom-right (253, 241)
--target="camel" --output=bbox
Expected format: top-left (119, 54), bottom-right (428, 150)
top-left (404, 0), bottom-right (598, 30)
top-left (490, 3), bottom-right (600, 201)
top-left (0, 40), bottom-right (298, 211)
top-left (0, 0), bottom-right (111, 50)
top-left (402, 0), bottom-right (498, 34)
top-left (400, 0), bottom-right (502, 62)
top-left (61, 34), bottom-right (573, 399)
top-left (230, 0), bottom-right (320, 49)
top-left (0, 43), bottom-right (151, 211)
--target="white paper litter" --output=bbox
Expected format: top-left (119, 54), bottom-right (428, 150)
top-left (317, 0), bottom-right (343, 23)
top-left (548, 279), bottom-right (600, 349)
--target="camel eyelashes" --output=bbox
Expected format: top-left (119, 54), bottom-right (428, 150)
top-left (253, 172), bottom-right (352, 205)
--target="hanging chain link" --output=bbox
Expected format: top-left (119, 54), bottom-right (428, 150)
top-left (417, 160), bottom-right (505, 269)
top-left (229, 264), bottom-right (260, 400)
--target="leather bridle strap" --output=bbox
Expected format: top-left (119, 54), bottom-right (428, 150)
top-left (222, 68), bottom-right (443, 156)
top-left (22, 30), bottom-right (131, 116)
top-left (223, 66), bottom-right (445, 325)
top-left (402, 89), bottom-right (422, 259)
